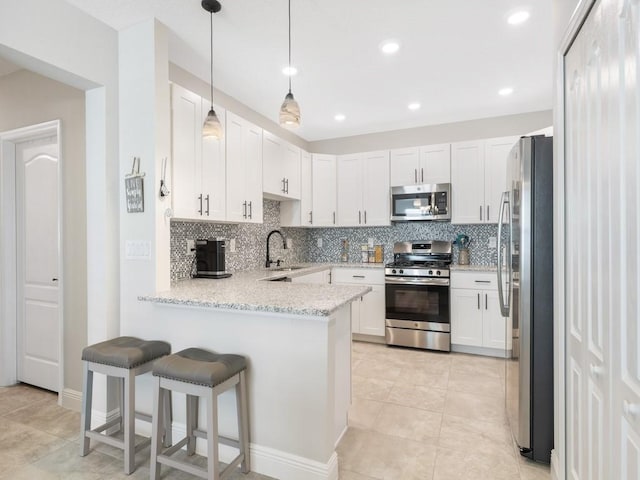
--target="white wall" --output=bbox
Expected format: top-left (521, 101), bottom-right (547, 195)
top-left (0, 0), bottom-right (119, 411)
top-left (308, 110), bottom-right (552, 154)
top-left (0, 70), bottom-right (86, 393)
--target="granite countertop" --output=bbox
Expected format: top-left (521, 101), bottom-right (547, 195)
top-left (139, 263), bottom-right (376, 317)
top-left (450, 264), bottom-right (498, 272)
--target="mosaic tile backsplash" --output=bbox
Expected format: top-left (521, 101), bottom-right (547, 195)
top-left (171, 199), bottom-right (502, 280)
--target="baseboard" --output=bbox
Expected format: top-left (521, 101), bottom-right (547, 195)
top-left (550, 449), bottom-right (562, 480)
top-left (451, 344), bottom-right (511, 358)
top-left (60, 388), bottom-right (82, 412)
top-left (135, 420), bottom-right (339, 480)
top-left (352, 333), bottom-right (385, 344)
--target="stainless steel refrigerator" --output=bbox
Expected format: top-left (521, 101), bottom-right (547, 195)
top-left (497, 135), bottom-right (554, 464)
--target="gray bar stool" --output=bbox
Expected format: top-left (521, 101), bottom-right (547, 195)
top-left (80, 336), bottom-right (172, 474)
top-left (150, 348), bottom-right (250, 480)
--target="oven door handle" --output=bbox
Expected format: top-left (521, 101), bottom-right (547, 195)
top-left (385, 277), bottom-right (450, 286)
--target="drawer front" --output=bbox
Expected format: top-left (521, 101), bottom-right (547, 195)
top-left (450, 271), bottom-right (497, 290)
top-left (331, 267), bottom-right (385, 285)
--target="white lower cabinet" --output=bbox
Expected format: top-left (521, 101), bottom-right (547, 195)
top-left (450, 271), bottom-right (510, 356)
top-left (332, 268), bottom-right (385, 337)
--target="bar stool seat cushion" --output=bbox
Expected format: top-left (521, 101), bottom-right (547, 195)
top-left (153, 348), bottom-right (246, 387)
top-left (81, 336), bottom-right (171, 369)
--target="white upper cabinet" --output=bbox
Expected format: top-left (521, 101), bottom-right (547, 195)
top-left (390, 144), bottom-right (451, 187)
top-left (484, 136), bottom-right (518, 223)
top-left (171, 83), bottom-right (226, 221)
top-left (451, 136), bottom-right (518, 224)
top-left (226, 111), bottom-right (263, 223)
top-left (337, 151), bottom-right (390, 227)
top-left (280, 149), bottom-right (312, 227)
top-left (451, 140), bottom-right (485, 224)
top-left (419, 143), bottom-right (451, 184)
top-left (311, 154), bottom-right (337, 226)
top-left (262, 131), bottom-right (301, 200)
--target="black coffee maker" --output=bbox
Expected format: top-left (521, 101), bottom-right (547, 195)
top-left (193, 239), bottom-right (232, 279)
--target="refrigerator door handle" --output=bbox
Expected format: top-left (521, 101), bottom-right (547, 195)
top-left (497, 191), bottom-right (510, 317)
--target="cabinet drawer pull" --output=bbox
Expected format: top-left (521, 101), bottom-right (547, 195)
top-left (352, 275), bottom-right (365, 279)
top-left (474, 280), bottom-right (491, 283)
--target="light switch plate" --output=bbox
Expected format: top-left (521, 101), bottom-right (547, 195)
top-left (229, 238), bottom-right (236, 252)
top-left (125, 240), bottom-right (151, 260)
top-left (186, 239), bottom-right (195, 255)
top-left (488, 236), bottom-right (497, 249)
top-left (317, 238), bottom-right (323, 248)
top-left (286, 238), bottom-right (293, 249)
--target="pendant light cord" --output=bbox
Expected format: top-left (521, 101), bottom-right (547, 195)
top-left (210, 11), bottom-right (214, 109)
top-left (288, 0), bottom-right (292, 94)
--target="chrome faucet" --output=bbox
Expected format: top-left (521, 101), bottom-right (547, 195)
top-left (266, 230), bottom-right (287, 268)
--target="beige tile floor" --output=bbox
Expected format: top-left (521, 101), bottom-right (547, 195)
top-left (0, 342), bottom-right (550, 480)
top-left (339, 341), bottom-right (551, 480)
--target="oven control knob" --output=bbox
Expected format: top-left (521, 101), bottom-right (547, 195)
top-left (392, 269), bottom-right (397, 274)
top-left (428, 270), bottom-right (433, 275)
top-left (399, 269), bottom-right (404, 274)
top-left (436, 270), bottom-right (441, 276)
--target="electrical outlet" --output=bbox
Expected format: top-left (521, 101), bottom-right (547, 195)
top-left (186, 239), bottom-right (195, 255)
top-left (229, 238), bottom-right (236, 253)
top-left (317, 238), bottom-right (323, 248)
top-left (286, 238), bottom-right (293, 249)
top-left (488, 236), bottom-right (497, 249)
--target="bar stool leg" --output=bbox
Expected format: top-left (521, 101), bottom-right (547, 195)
top-left (80, 362), bottom-right (93, 456)
top-left (186, 394), bottom-right (198, 455)
top-left (162, 389), bottom-right (173, 448)
top-left (206, 389), bottom-right (220, 480)
top-left (123, 369), bottom-right (135, 474)
top-left (236, 370), bottom-right (250, 473)
top-left (150, 376), bottom-right (163, 480)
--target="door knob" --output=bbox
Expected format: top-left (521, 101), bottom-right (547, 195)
top-left (52, 278), bottom-right (59, 282)
top-left (624, 400), bottom-right (640, 417)
top-left (589, 363), bottom-right (604, 377)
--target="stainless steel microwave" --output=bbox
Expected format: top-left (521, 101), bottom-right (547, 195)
top-left (390, 183), bottom-right (451, 221)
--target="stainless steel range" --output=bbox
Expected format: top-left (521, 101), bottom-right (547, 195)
top-left (385, 240), bottom-right (452, 352)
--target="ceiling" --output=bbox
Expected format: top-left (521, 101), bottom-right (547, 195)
top-left (63, 0), bottom-right (554, 141)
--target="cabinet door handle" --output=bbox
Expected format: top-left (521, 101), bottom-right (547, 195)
top-left (333, 211), bottom-right (336, 224)
top-left (359, 210), bottom-right (361, 224)
top-left (474, 280), bottom-right (491, 284)
top-left (364, 210), bottom-right (367, 224)
top-left (242, 201), bottom-right (247, 219)
top-left (477, 293), bottom-right (480, 310)
top-left (480, 205), bottom-right (483, 221)
top-left (282, 178), bottom-right (286, 193)
top-left (485, 293), bottom-right (488, 310)
top-left (487, 205), bottom-right (490, 221)
top-left (353, 275), bottom-right (365, 278)
top-left (421, 168), bottom-right (424, 183)
top-left (309, 211), bottom-right (313, 224)
top-left (414, 168), bottom-right (417, 183)
top-left (205, 194), bottom-right (210, 216)
top-left (286, 178), bottom-right (289, 194)
top-left (198, 194), bottom-right (203, 215)
top-left (248, 201), bottom-right (253, 219)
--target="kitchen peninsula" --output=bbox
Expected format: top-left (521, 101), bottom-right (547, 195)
top-left (134, 265), bottom-right (371, 480)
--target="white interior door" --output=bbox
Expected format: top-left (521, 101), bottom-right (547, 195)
top-left (15, 135), bottom-right (60, 392)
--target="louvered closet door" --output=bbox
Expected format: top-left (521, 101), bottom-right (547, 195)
top-left (564, 1), bottom-right (640, 479)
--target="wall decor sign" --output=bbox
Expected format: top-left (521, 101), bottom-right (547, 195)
top-left (125, 157), bottom-right (145, 213)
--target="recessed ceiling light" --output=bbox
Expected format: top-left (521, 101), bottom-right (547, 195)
top-left (380, 40), bottom-right (400, 55)
top-left (408, 102), bottom-right (421, 111)
top-left (282, 66), bottom-right (298, 76)
top-left (499, 87), bottom-right (514, 96)
top-left (334, 114), bottom-right (346, 122)
top-left (507, 10), bottom-right (530, 25)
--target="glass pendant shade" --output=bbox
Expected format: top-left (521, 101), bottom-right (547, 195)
top-left (203, 108), bottom-right (223, 139)
top-left (279, 92), bottom-right (301, 128)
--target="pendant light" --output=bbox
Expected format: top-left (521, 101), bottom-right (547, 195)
top-left (202, 0), bottom-right (223, 139)
top-left (279, 0), bottom-right (301, 128)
